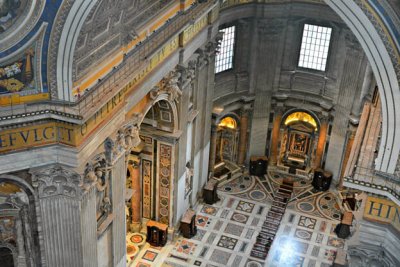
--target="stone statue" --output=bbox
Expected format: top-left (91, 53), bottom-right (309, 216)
top-left (116, 129), bottom-right (126, 151)
top-left (164, 71), bottom-right (182, 103)
top-left (84, 162), bottom-right (97, 183)
top-left (104, 137), bottom-right (115, 163)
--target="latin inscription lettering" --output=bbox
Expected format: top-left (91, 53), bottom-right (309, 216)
top-left (8, 133), bottom-right (16, 146)
top-left (368, 201), bottom-right (384, 217)
top-left (20, 131), bottom-right (30, 143)
top-left (43, 127), bottom-right (54, 140)
top-left (0, 135), bottom-right (7, 148)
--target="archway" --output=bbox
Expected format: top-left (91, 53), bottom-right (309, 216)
top-left (216, 115), bottom-right (240, 164)
top-left (125, 97), bottom-right (178, 236)
top-left (279, 110), bottom-right (320, 172)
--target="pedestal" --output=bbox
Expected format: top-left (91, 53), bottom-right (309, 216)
top-left (180, 209), bottom-right (197, 238)
top-left (203, 179), bottom-right (219, 204)
top-left (250, 156), bottom-right (268, 176)
top-left (146, 220), bottom-right (168, 247)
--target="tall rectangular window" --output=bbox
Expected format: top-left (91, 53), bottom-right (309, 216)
top-left (215, 26), bottom-right (235, 73)
top-left (298, 24), bottom-right (332, 71)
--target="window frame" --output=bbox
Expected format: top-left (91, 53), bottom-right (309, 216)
top-left (215, 24), bottom-right (237, 74)
top-left (297, 23), bottom-right (333, 73)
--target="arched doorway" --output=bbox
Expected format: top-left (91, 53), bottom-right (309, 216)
top-left (279, 111), bottom-right (319, 172)
top-left (125, 98), bottom-right (178, 234)
top-left (216, 115), bottom-right (240, 164)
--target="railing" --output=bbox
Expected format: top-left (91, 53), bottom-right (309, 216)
top-left (344, 166), bottom-right (400, 203)
top-left (0, 0), bottom-right (216, 122)
top-left (220, 0), bottom-right (325, 9)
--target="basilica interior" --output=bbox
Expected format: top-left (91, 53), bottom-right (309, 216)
top-left (0, 0), bottom-right (400, 267)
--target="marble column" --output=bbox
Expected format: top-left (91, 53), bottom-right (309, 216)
top-left (237, 107), bottom-right (250, 166)
top-left (208, 115), bottom-right (218, 176)
top-left (314, 116), bottom-right (329, 169)
top-left (270, 107), bottom-right (284, 165)
top-left (129, 160), bottom-right (141, 232)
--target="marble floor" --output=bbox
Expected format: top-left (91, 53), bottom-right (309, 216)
top-left (128, 171), bottom-right (347, 267)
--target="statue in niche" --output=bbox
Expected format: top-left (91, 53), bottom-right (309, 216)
top-left (90, 156), bottom-right (109, 223)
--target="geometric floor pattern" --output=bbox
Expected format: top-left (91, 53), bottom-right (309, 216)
top-left (128, 174), bottom-right (347, 267)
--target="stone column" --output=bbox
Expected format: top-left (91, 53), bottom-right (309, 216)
top-left (237, 106), bottom-right (250, 166)
top-left (314, 116), bottom-right (329, 169)
top-left (270, 107), bottom-right (284, 165)
top-left (129, 160), bottom-right (141, 232)
top-left (31, 165), bottom-right (98, 267)
top-left (208, 115), bottom-right (218, 176)
top-left (111, 155), bottom-right (127, 267)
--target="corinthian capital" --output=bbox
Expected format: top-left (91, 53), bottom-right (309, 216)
top-left (31, 165), bottom-right (84, 199)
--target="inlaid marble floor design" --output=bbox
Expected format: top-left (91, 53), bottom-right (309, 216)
top-left (129, 175), bottom-right (347, 267)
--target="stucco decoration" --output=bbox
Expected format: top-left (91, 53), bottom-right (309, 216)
top-left (0, 0), bottom-right (45, 52)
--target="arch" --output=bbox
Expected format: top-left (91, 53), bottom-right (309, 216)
top-left (282, 109), bottom-right (321, 129)
top-left (56, 0), bottom-right (98, 101)
top-left (137, 94), bottom-right (179, 132)
top-left (217, 113), bottom-right (240, 129)
top-left (0, 174), bottom-right (35, 196)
